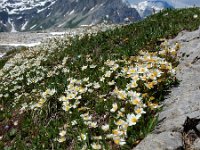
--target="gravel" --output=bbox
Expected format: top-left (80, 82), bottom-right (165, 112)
top-left (0, 24), bottom-right (120, 58)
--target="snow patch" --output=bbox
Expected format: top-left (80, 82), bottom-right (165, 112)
top-left (17, 16), bottom-right (23, 20)
top-left (8, 18), bottom-right (17, 32)
top-left (0, 43), bottom-right (41, 47)
top-left (49, 32), bottom-right (66, 36)
top-left (57, 22), bottom-right (66, 27)
top-left (90, 5), bottom-right (98, 12)
top-left (30, 24), bottom-right (37, 30)
top-left (46, 12), bottom-right (51, 17)
top-left (37, 7), bottom-right (47, 13)
top-left (21, 21), bottom-right (28, 31)
top-left (83, 7), bottom-right (86, 11)
top-left (90, 7), bottom-right (95, 11)
top-left (131, 0), bottom-right (173, 17)
top-left (69, 10), bottom-right (75, 15)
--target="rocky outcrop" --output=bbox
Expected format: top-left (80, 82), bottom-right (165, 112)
top-left (134, 28), bottom-right (200, 149)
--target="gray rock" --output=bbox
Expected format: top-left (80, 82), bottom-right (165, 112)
top-left (196, 124), bottom-right (200, 132)
top-left (134, 132), bottom-right (183, 150)
top-left (191, 139), bottom-right (200, 150)
top-left (134, 27), bottom-right (200, 149)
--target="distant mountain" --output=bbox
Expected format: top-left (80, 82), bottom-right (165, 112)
top-left (131, 0), bottom-right (174, 18)
top-left (0, 0), bottom-right (141, 32)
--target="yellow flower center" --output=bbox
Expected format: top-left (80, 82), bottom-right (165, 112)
top-left (131, 117), bottom-right (137, 123)
top-left (135, 109), bottom-right (141, 114)
top-left (114, 139), bottom-right (120, 145)
top-left (133, 98), bottom-right (140, 105)
top-left (113, 130), bottom-right (119, 135)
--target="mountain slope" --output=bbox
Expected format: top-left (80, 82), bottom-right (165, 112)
top-left (0, 0), bottom-right (141, 32)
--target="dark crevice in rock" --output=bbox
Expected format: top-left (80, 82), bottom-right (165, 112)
top-left (180, 36), bottom-right (200, 43)
top-left (182, 117), bottom-right (200, 149)
top-left (176, 146), bottom-right (185, 150)
top-left (183, 117), bottom-right (200, 136)
top-left (191, 56), bottom-right (200, 64)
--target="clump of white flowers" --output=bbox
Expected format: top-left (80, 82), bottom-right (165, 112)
top-left (0, 37), bottom-right (179, 149)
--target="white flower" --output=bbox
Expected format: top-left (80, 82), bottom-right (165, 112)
top-left (58, 95), bottom-right (67, 101)
top-left (91, 143), bottom-right (102, 150)
top-left (105, 60), bottom-right (115, 66)
top-left (80, 112), bottom-right (92, 121)
top-left (127, 67), bottom-right (137, 75)
top-left (112, 129), bottom-right (123, 136)
top-left (42, 88), bottom-right (56, 97)
top-left (89, 122), bottom-right (98, 128)
top-left (93, 82), bottom-right (101, 89)
top-left (138, 66), bottom-right (148, 74)
top-left (63, 68), bottom-right (70, 73)
top-left (88, 89), bottom-right (94, 93)
top-left (111, 64), bottom-right (119, 71)
top-left (113, 136), bottom-right (126, 145)
top-left (92, 136), bottom-right (103, 140)
top-left (49, 88), bottom-right (56, 96)
top-left (105, 70), bottom-right (112, 78)
top-left (62, 102), bottom-right (71, 111)
top-left (81, 144), bottom-right (87, 150)
top-left (128, 91), bottom-right (141, 98)
top-left (80, 133), bottom-right (87, 141)
top-left (86, 57), bottom-right (92, 62)
top-left (62, 57), bottom-right (69, 65)
top-left (4, 93), bottom-right (9, 98)
top-left (81, 65), bottom-right (88, 71)
top-left (36, 98), bottom-right (46, 108)
top-left (83, 77), bottom-right (89, 82)
top-left (127, 113), bottom-right (140, 126)
top-left (130, 97), bottom-right (141, 105)
top-left (106, 134), bottom-right (113, 139)
top-left (193, 14), bottom-right (198, 18)
top-left (101, 124), bottom-right (109, 131)
top-left (116, 90), bottom-right (127, 100)
top-left (66, 92), bottom-right (76, 100)
top-left (71, 120), bottom-right (78, 126)
top-left (108, 80), bottom-right (115, 86)
top-left (57, 136), bottom-right (66, 143)
top-left (129, 80), bottom-right (138, 88)
top-left (59, 130), bottom-right (66, 137)
top-left (135, 107), bottom-right (146, 117)
top-left (90, 64), bottom-right (97, 68)
top-left (115, 119), bottom-right (126, 126)
top-left (110, 103), bottom-right (118, 112)
top-left (13, 121), bottom-right (18, 126)
top-left (100, 76), bottom-right (105, 82)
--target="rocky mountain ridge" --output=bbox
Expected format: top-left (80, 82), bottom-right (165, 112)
top-left (0, 0), bottom-right (173, 32)
top-left (0, 0), bottom-right (140, 32)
